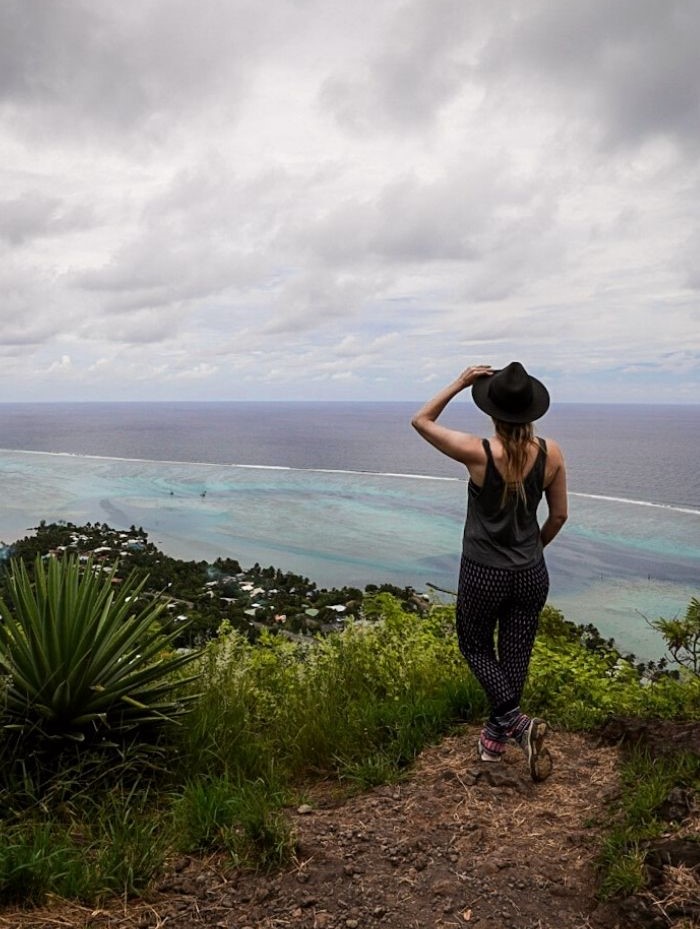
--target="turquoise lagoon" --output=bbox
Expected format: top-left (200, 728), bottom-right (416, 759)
top-left (0, 449), bottom-right (698, 661)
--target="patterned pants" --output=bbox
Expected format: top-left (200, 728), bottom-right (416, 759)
top-left (455, 556), bottom-right (549, 713)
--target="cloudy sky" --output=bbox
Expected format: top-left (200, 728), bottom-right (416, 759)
top-left (1, 0), bottom-right (699, 403)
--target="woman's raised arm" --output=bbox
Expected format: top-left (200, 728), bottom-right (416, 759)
top-left (411, 366), bottom-right (493, 466)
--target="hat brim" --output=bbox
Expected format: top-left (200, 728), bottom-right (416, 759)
top-left (471, 370), bottom-right (550, 423)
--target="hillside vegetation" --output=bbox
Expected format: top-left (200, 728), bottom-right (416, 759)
top-left (0, 523), bottom-right (697, 927)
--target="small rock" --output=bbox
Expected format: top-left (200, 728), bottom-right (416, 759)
top-left (550, 882), bottom-right (572, 897)
top-left (431, 879), bottom-right (453, 896)
top-left (459, 771), bottom-right (478, 786)
top-left (297, 803), bottom-right (314, 815)
top-left (658, 786), bottom-right (693, 823)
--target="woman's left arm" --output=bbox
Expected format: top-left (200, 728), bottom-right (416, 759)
top-left (411, 366), bottom-right (493, 465)
top-left (541, 440), bottom-right (568, 546)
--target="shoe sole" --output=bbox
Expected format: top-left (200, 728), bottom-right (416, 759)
top-left (526, 718), bottom-right (552, 782)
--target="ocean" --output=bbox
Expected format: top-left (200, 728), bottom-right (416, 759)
top-left (0, 401), bottom-right (698, 661)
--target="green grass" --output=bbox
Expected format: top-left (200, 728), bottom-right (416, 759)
top-left (172, 776), bottom-right (295, 870)
top-left (0, 787), bottom-right (169, 904)
top-left (175, 596), bottom-right (488, 787)
top-left (1, 593), bottom-right (698, 906)
top-left (597, 749), bottom-right (700, 899)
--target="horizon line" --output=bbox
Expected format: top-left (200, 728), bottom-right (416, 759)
top-left (1, 399), bottom-right (699, 407)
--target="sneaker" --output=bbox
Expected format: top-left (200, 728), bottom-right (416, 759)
top-left (477, 738), bottom-right (504, 763)
top-left (517, 717), bottom-right (552, 782)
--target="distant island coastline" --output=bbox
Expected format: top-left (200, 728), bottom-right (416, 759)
top-left (1, 520), bottom-right (431, 647)
top-left (1, 519), bottom-right (672, 676)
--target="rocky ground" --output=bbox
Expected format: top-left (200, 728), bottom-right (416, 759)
top-left (2, 723), bottom-right (698, 929)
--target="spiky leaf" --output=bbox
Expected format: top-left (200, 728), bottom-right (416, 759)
top-left (0, 555), bottom-right (200, 743)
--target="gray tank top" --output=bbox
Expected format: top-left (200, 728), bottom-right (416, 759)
top-left (461, 438), bottom-right (547, 569)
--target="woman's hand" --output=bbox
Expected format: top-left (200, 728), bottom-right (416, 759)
top-left (452, 365), bottom-right (494, 391)
top-left (410, 364), bottom-right (494, 466)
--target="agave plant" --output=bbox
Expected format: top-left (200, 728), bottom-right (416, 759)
top-left (0, 554), bottom-right (200, 743)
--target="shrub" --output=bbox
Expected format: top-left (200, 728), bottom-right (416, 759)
top-left (176, 597), bottom-right (485, 787)
top-left (651, 596), bottom-right (700, 677)
top-left (0, 555), bottom-right (199, 746)
top-left (526, 607), bottom-right (700, 728)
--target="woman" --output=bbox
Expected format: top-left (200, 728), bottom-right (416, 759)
top-left (411, 362), bottom-right (568, 782)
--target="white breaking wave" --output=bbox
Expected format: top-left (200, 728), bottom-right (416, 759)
top-left (569, 492), bottom-right (700, 517)
top-left (0, 447), bottom-right (461, 483)
top-left (1, 448), bottom-right (699, 513)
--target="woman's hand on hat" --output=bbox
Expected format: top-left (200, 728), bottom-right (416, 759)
top-left (412, 364), bottom-right (494, 437)
top-left (455, 365), bottom-right (494, 390)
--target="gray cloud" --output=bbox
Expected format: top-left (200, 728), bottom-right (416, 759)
top-left (0, 320), bottom-right (63, 347)
top-left (261, 267), bottom-right (381, 336)
top-left (0, 0), bottom-right (273, 143)
top-left (487, 0), bottom-right (700, 151)
top-left (320, 0), bottom-right (700, 154)
top-left (85, 307), bottom-right (188, 345)
top-left (0, 0), bottom-right (698, 401)
top-left (0, 191), bottom-right (61, 244)
top-left (74, 187), bottom-right (283, 316)
top-left (0, 190), bottom-right (95, 245)
top-left (0, 260), bottom-right (73, 347)
top-left (320, 0), bottom-right (479, 133)
top-left (303, 174), bottom-right (484, 264)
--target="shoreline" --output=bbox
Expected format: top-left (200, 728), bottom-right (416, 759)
top-left (1, 448), bottom-right (698, 662)
top-left (2, 518), bottom-right (686, 668)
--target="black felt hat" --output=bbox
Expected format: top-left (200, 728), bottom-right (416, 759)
top-left (471, 361), bottom-right (550, 423)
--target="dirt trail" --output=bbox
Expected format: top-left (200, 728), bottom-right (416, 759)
top-left (3, 726), bottom-right (638, 929)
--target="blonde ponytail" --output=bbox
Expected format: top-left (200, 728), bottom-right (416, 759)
top-left (493, 419), bottom-right (536, 506)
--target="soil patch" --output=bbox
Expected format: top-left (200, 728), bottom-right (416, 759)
top-left (1, 726), bottom-right (631, 929)
top-left (597, 717), bottom-right (700, 929)
top-left (598, 716), bottom-right (700, 758)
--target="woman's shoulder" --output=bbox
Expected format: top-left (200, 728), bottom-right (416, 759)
top-left (538, 436), bottom-right (565, 462)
